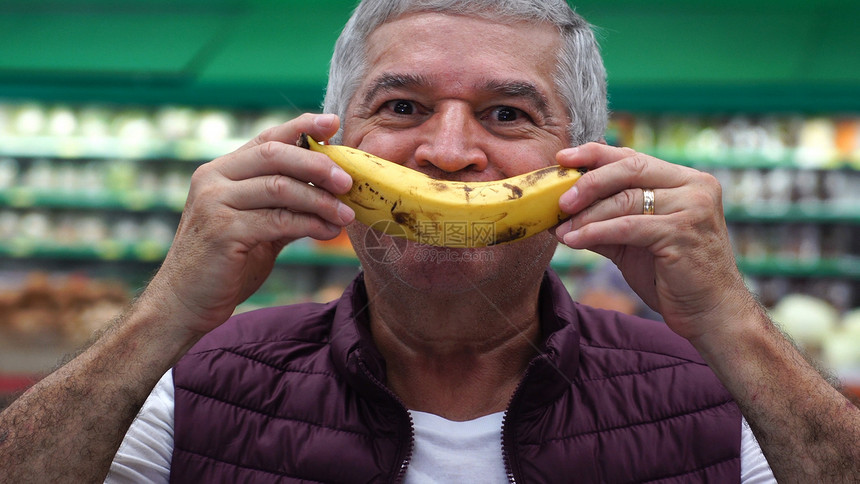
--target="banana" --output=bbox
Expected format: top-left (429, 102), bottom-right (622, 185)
top-left (299, 134), bottom-right (585, 247)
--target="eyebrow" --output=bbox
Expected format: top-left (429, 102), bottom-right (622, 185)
top-left (359, 73), bottom-right (553, 119)
top-left (360, 73), bottom-right (430, 111)
top-left (482, 79), bottom-right (551, 119)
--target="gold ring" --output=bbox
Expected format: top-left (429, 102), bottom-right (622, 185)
top-left (643, 189), bottom-right (655, 215)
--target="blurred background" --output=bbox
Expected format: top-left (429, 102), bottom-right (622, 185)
top-left (1, 0), bottom-right (859, 405)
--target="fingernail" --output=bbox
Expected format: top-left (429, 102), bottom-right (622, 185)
top-left (315, 114), bottom-right (337, 129)
top-left (558, 146), bottom-right (579, 158)
top-left (338, 202), bottom-right (355, 224)
top-left (554, 221), bottom-right (570, 240)
top-left (559, 186), bottom-right (578, 210)
top-left (562, 230), bottom-right (581, 248)
top-left (330, 166), bottom-right (352, 192)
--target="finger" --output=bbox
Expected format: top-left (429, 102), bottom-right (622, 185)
top-left (218, 112), bottom-right (350, 193)
top-left (568, 188), bottom-right (643, 230)
top-left (238, 112), bottom-right (340, 151)
top-left (558, 148), bottom-right (696, 215)
top-left (220, 175), bottom-right (355, 226)
top-left (564, 186), bottom-right (697, 232)
top-left (246, 208), bottom-right (346, 243)
top-left (260, 209), bottom-right (343, 241)
top-left (217, 141), bottom-right (353, 195)
top-left (559, 214), bottom-right (663, 251)
top-left (556, 142), bottom-right (636, 169)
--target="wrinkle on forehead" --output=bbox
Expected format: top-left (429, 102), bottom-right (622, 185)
top-left (364, 12), bottom-right (561, 73)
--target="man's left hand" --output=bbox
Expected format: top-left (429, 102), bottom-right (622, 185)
top-left (554, 142), bottom-right (758, 342)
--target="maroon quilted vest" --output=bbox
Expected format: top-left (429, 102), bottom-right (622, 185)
top-left (170, 271), bottom-right (741, 483)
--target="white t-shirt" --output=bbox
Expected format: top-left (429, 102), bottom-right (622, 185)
top-left (106, 371), bottom-right (776, 483)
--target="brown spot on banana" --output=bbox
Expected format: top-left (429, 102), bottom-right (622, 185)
top-left (522, 166), bottom-right (554, 186)
top-left (489, 226), bottom-right (528, 245)
top-left (503, 183), bottom-right (523, 200)
top-left (428, 181), bottom-right (449, 192)
top-left (392, 211), bottom-right (417, 228)
top-left (346, 196), bottom-right (378, 211)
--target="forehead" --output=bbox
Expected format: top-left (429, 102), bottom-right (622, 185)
top-left (359, 12), bottom-right (562, 101)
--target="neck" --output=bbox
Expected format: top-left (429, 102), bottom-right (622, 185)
top-left (365, 266), bottom-right (547, 421)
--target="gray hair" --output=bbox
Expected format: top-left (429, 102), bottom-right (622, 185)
top-left (322, 0), bottom-right (607, 147)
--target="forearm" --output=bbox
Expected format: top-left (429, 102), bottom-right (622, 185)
top-left (0, 288), bottom-right (202, 482)
top-left (691, 299), bottom-right (860, 483)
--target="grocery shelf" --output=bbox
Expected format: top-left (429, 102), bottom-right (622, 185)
top-left (4, 195), bottom-right (858, 226)
top-left (657, 154), bottom-right (858, 171)
top-left (0, 134), bottom-right (244, 161)
top-left (0, 188), bottom-right (184, 212)
top-left (0, 242), bottom-right (362, 267)
top-left (0, 242), bottom-right (610, 272)
top-left (737, 257), bottom-right (860, 279)
top-left (0, 104), bottom-right (856, 315)
top-left (0, 241), bottom-right (169, 263)
top-left (724, 202), bottom-right (860, 224)
top-left (3, 234), bottom-right (858, 279)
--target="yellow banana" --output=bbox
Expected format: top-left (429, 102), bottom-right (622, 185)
top-left (299, 134), bottom-right (584, 247)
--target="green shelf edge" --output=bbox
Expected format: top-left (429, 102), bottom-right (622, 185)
top-left (736, 257), bottom-right (860, 279)
top-left (3, 82), bottom-right (860, 114)
top-left (2, 243), bottom-right (858, 280)
top-left (723, 203), bottom-right (860, 224)
top-left (0, 189), bottom-right (185, 213)
top-left (4, 193), bottom-right (858, 224)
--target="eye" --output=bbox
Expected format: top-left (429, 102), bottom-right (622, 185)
top-left (494, 107), bottom-right (520, 122)
top-left (385, 100), bottom-right (417, 115)
top-left (484, 106), bottom-right (530, 124)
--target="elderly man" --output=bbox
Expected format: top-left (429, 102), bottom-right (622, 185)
top-left (1, 0), bottom-right (858, 482)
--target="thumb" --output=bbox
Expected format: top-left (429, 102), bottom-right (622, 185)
top-left (310, 113), bottom-right (340, 142)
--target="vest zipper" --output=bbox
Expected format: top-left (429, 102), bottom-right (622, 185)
top-left (501, 406), bottom-right (518, 484)
top-left (500, 354), bottom-right (545, 484)
top-left (501, 348), bottom-right (558, 484)
top-left (356, 358), bottom-right (415, 484)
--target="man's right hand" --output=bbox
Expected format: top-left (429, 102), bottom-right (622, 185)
top-left (146, 113), bottom-right (355, 336)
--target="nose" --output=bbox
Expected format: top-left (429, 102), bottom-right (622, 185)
top-left (413, 102), bottom-right (489, 174)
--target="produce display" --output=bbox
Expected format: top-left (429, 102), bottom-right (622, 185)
top-left (0, 272), bottom-right (128, 345)
top-left (0, 100), bottom-right (857, 396)
top-left (608, 113), bottom-right (860, 169)
top-left (770, 295), bottom-right (860, 386)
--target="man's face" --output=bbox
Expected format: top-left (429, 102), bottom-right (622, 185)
top-left (342, 12), bottom-right (571, 291)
